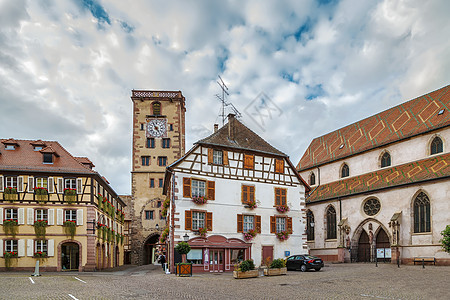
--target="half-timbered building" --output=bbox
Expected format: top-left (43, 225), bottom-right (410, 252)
top-left (0, 139), bottom-right (126, 271)
top-left (163, 114), bottom-right (310, 273)
top-left (297, 85), bottom-right (450, 265)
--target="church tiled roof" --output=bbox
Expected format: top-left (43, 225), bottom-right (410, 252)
top-left (298, 85), bottom-right (450, 171)
top-left (307, 152), bottom-right (450, 203)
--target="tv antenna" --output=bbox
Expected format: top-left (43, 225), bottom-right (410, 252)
top-left (216, 75), bottom-right (241, 125)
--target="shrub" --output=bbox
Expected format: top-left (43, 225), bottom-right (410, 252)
top-left (441, 225), bottom-right (450, 253)
top-left (238, 259), bottom-right (255, 272)
top-left (270, 258), bottom-right (286, 269)
top-left (63, 220), bottom-right (76, 239)
top-left (175, 241), bottom-right (191, 255)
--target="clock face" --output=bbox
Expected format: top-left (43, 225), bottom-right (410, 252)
top-left (146, 119), bottom-right (167, 138)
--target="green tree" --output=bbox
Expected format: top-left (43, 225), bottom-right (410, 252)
top-left (441, 225), bottom-right (450, 253)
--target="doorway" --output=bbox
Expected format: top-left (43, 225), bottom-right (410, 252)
top-left (262, 246), bottom-right (274, 264)
top-left (209, 249), bottom-right (224, 272)
top-left (376, 229), bottom-right (391, 262)
top-left (357, 231), bottom-right (371, 262)
top-left (61, 242), bottom-right (79, 271)
top-left (143, 234), bottom-right (160, 265)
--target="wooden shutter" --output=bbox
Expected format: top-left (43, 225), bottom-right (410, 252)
top-left (207, 181), bottom-right (215, 200)
top-left (183, 178), bottom-right (191, 198)
top-left (244, 155), bottom-right (254, 169)
top-left (0, 239), bottom-right (2, 257)
top-left (28, 176), bottom-right (34, 192)
top-left (18, 208), bottom-right (25, 225)
top-left (237, 214), bottom-right (243, 233)
top-left (27, 239), bottom-right (33, 257)
top-left (185, 210), bottom-right (192, 230)
top-left (281, 189), bottom-right (287, 206)
top-left (275, 188), bottom-right (281, 206)
top-left (48, 177), bottom-right (54, 193)
top-left (48, 239), bottom-right (54, 257)
top-left (242, 186), bottom-right (248, 204)
top-left (27, 208), bottom-right (34, 225)
top-left (287, 217), bottom-right (293, 233)
top-left (0, 208), bottom-right (3, 225)
top-left (56, 209), bottom-right (63, 225)
top-left (208, 148), bottom-right (214, 164)
top-left (77, 209), bottom-right (84, 226)
top-left (249, 186), bottom-right (255, 202)
top-left (206, 212), bottom-right (213, 231)
top-left (76, 178), bottom-right (83, 194)
top-left (18, 176), bottom-right (24, 192)
top-left (223, 151), bottom-right (229, 165)
top-left (18, 239), bottom-right (25, 257)
top-left (256, 215), bottom-right (261, 233)
top-left (275, 159), bottom-right (284, 173)
top-left (57, 178), bottom-right (63, 194)
top-left (0, 175), bottom-right (3, 191)
top-left (270, 216), bottom-right (276, 233)
top-left (48, 209), bottom-right (55, 226)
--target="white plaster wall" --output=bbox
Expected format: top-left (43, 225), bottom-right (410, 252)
top-left (300, 127), bottom-right (449, 186)
top-left (171, 171), bottom-right (307, 266)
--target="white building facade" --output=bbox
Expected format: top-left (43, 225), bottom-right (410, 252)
top-left (164, 115), bottom-right (310, 273)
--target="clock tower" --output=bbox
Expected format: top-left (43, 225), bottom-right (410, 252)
top-left (130, 90), bottom-right (186, 265)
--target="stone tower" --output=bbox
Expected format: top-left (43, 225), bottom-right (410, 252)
top-left (130, 90), bottom-right (186, 265)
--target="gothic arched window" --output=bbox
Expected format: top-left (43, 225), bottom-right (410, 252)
top-left (341, 164), bottom-right (349, 178)
top-left (326, 206), bottom-right (337, 239)
top-left (380, 152), bottom-right (391, 168)
top-left (430, 137), bottom-right (443, 155)
top-left (306, 210), bottom-right (315, 241)
top-left (309, 173), bottom-right (316, 186)
top-left (414, 192), bottom-right (431, 233)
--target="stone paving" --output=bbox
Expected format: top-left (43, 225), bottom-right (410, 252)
top-left (0, 263), bottom-right (449, 299)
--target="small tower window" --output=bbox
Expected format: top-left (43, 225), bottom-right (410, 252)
top-left (380, 152), bottom-right (391, 168)
top-left (309, 173), bottom-right (316, 186)
top-left (430, 137), bottom-right (443, 155)
top-left (152, 102), bottom-right (161, 116)
top-left (341, 164), bottom-right (349, 178)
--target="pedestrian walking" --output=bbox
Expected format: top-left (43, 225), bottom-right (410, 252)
top-left (159, 254), bottom-right (166, 270)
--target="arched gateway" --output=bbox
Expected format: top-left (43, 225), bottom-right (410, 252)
top-left (143, 233), bottom-right (161, 265)
top-left (351, 219), bottom-right (391, 263)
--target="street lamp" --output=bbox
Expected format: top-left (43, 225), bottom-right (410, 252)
top-left (183, 233), bottom-right (189, 242)
top-left (155, 224), bottom-right (159, 230)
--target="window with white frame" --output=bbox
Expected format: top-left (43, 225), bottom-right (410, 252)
top-left (36, 178), bottom-right (48, 189)
top-left (65, 178), bottom-right (76, 190)
top-left (5, 240), bottom-right (18, 253)
top-left (191, 180), bottom-right (206, 197)
top-left (35, 209), bottom-right (48, 222)
top-left (5, 176), bottom-right (17, 189)
top-left (5, 208), bottom-right (18, 221)
top-left (192, 211), bottom-right (205, 230)
top-left (65, 210), bottom-right (77, 222)
top-left (276, 217), bottom-right (286, 233)
top-left (243, 215), bottom-right (254, 233)
top-left (35, 240), bottom-right (48, 254)
top-left (213, 150), bottom-right (223, 165)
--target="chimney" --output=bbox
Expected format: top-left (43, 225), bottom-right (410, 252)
top-left (227, 113), bottom-right (235, 140)
top-left (214, 124), bottom-right (219, 133)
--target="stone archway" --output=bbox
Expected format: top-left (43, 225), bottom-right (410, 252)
top-left (351, 218), bottom-right (391, 263)
top-left (58, 239), bottom-right (82, 272)
top-left (142, 233), bottom-right (160, 265)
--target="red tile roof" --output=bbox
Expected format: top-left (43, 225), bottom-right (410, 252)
top-left (298, 85), bottom-right (450, 171)
top-left (307, 152), bottom-right (450, 203)
top-left (0, 139), bottom-right (95, 174)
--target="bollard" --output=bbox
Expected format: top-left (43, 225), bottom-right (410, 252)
top-left (32, 260), bottom-right (41, 277)
top-left (375, 257), bottom-right (378, 267)
top-left (397, 257), bottom-right (400, 268)
top-left (422, 259), bottom-right (425, 269)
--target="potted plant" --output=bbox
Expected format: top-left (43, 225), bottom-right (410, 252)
top-left (33, 251), bottom-right (47, 261)
top-left (4, 251), bottom-right (18, 269)
top-left (192, 196), bottom-right (207, 205)
top-left (243, 229), bottom-right (257, 242)
top-left (276, 205), bottom-right (290, 213)
top-left (195, 227), bottom-right (207, 238)
top-left (34, 187), bottom-right (48, 204)
top-left (245, 200), bottom-right (257, 209)
top-left (233, 259), bottom-right (258, 279)
top-left (3, 219), bottom-right (19, 237)
top-left (34, 220), bottom-right (48, 238)
top-left (64, 188), bottom-right (77, 204)
top-left (263, 258), bottom-right (287, 276)
top-left (63, 220), bottom-right (77, 239)
top-left (160, 227), bottom-right (169, 243)
top-left (276, 230), bottom-right (291, 241)
top-left (175, 241), bottom-right (192, 277)
top-left (4, 187), bottom-right (18, 202)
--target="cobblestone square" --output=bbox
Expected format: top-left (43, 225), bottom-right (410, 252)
top-left (0, 263), bottom-right (448, 299)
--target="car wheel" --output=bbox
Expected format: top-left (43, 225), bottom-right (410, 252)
top-left (314, 267), bottom-right (321, 272)
top-left (300, 265), bottom-right (307, 272)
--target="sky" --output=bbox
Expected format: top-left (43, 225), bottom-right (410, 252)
top-left (1, 0), bottom-right (449, 195)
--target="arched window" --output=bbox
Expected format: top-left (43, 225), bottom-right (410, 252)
top-left (430, 137), bottom-right (443, 155)
top-left (380, 152), bottom-right (391, 168)
top-left (414, 192), bottom-right (431, 233)
top-left (341, 164), bottom-right (349, 178)
top-left (309, 173), bottom-right (316, 186)
top-left (326, 206), bottom-right (336, 239)
top-left (152, 102), bottom-right (161, 115)
top-left (306, 210), bottom-right (315, 241)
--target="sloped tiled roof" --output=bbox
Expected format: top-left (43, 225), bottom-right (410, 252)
top-left (75, 157), bottom-right (95, 168)
top-left (0, 139), bottom-right (95, 174)
top-left (196, 116), bottom-right (287, 157)
top-left (307, 152), bottom-right (450, 203)
top-left (298, 85), bottom-right (450, 171)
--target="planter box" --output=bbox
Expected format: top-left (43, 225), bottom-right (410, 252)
top-left (263, 267), bottom-right (287, 276)
top-left (233, 270), bottom-right (259, 279)
top-left (176, 263), bottom-right (192, 277)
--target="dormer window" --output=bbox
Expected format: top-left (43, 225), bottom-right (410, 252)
top-left (34, 146), bottom-right (43, 151)
top-left (43, 153), bottom-right (53, 164)
top-left (5, 145), bottom-right (15, 150)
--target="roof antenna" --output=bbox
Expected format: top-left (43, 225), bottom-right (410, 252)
top-left (216, 75), bottom-right (241, 125)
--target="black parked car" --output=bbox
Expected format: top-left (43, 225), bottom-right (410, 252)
top-left (286, 255), bottom-right (324, 272)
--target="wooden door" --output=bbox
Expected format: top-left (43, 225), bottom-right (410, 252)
top-left (262, 246), bottom-right (274, 264)
top-left (358, 231), bottom-right (371, 262)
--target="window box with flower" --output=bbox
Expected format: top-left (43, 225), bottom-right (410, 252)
top-left (276, 205), bottom-right (290, 213)
top-left (64, 188), bottom-right (77, 204)
top-left (194, 227), bottom-right (208, 238)
top-left (63, 220), bottom-right (77, 239)
top-left (4, 251), bottom-right (18, 269)
top-left (34, 251), bottom-right (47, 259)
top-left (3, 219), bottom-right (19, 237)
top-left (192, 196), bottom-right (207, 205)
top-left (34, 220), bottom-right (48, 238)
top-left (4, 187), bottom-right (18, 202)
top-left (276, 230), bottom-right (291, 241)
top-left (34, 187), bottom-right (48, 204)
top-left (243, 229), bottom-right (257, 242)
top-left (245, 200), bottom-right (257, 209)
